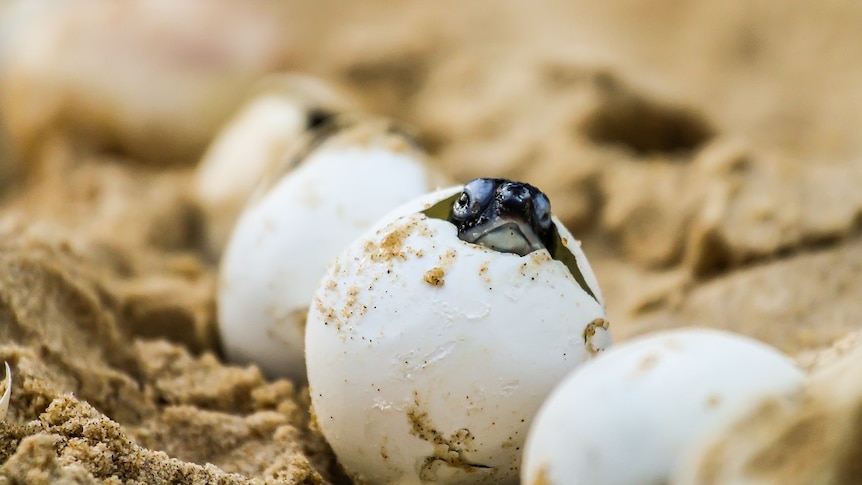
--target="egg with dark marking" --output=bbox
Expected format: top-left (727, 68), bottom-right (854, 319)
top-left (218, 115), bottom-right (446, 382)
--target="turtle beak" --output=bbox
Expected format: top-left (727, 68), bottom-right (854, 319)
top-left (463, 217), bottom-right (546, 256)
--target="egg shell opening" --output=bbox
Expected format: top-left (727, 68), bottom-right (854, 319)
top-left (306, 186), bottom-right (609, 484)
top-left (521, 328), bottom-right (805, 485)
top-left (218, 142), bottom-right (437, 381)
top-left (366, 186), bottom-right (605, 309)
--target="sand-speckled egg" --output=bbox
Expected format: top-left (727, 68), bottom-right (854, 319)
top-left (305, 179), bottom-right (610, 484)
top-left (217, 115), bottom-right (446, 381)
top-left (521, 328), bottom-right (805, 485)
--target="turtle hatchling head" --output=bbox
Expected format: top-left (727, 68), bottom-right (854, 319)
top-left (448, 178), bottom-right (553, 256)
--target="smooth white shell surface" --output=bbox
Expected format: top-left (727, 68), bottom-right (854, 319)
top-left (0, 362), bottom-right (10, 420)
top-left (521, 328), bottom-right (805, 485)
top-left (194, 74), bottom-right (356, 257)
top-left (306, 186), bottom-right (609, 484)
top-left (195, 95), bottom-right (311, 257)
top-left (218, 141), bottom-right (437, 381)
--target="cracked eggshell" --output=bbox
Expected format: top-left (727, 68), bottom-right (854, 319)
top-left (521, 328), bottom-right (805, 485)
top-left (305, 186), bottom-right (610, 485)
top-left (217, 119), bottom-right (446, 381)
top-left (194, 74), bottom-right (358, 257)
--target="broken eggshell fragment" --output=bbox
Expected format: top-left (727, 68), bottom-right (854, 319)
top-left (305, 183), bottom-right (610, 484)
top-left (217, 115), bottom-right (447, 382)
top-left (521, 328), bottom-right (805, 485)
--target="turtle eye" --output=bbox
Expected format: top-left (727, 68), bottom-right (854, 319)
top-left (451, 191), bottom-right (472, 220)
top-left (533, 193), bottom-right (552, 230)
top-left (452, 178), bottom-right (497, 221)
top-left (457, 192), bottom-right (469, 206)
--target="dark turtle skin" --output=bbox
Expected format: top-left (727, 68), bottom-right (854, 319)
top-left (448, 178), bottom-right (554, 256)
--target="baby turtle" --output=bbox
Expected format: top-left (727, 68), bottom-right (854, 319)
top-left (449, 178), bottom-right (553, 256)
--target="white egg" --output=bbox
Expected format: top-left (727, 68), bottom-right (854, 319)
top-left (194, 73), bottom-right (357, 257)
top-left (0, 361), bottom-right (10, 420)
top-left (217, 115), bottom-right (446, 382)
top-left (521, 328), bottom-right (805, 485)
top-left (305, 182), bottom-right (610, 484)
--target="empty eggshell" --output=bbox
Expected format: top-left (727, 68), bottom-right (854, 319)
top-left (305, 184), bottom-right (610, 484)
top-left (194, 73), bottom-right (358, 257)
top-left (217, 115), bottom-right (446, 381)
top-left (520, 328), bottom-right (805, 485)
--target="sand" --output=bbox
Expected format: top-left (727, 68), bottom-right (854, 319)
top-left (1, 0), bottom-right (862, 483)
